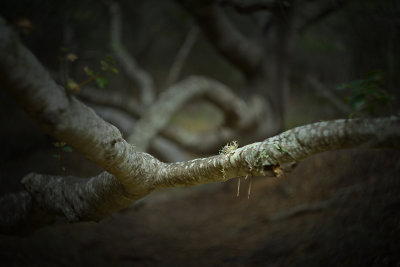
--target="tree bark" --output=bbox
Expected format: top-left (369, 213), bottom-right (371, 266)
top-left (0, 16), bottom-right (399, 235)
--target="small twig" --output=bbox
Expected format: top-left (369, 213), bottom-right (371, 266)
top-left (78, 70), bottom-right (105, 89)
top-left (166, 26), bottom-right (199, 86)
top-left (237, 177), bottom-right (241, 197)
top-left (248, 177), bottom-right (253, 199)
top-left (106, 0), bottom-right (155, 105)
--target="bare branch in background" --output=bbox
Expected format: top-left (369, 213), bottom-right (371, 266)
top-left (106, 0), bottom-right (155, 105)
top-left (160, 94), bottom-right (267, 154)
top-left (162, 126), bottom-right (236, 154)
top-left (1, 16), bottom-right (399, 235)
top-left (127, 76), bottom-right (265, 151)
top-left (80, 87), bottom-right (236, 155)
top-left (90, 104), bottom-right (190, 162)
top-left (307, 75), bottom-right (352, 114)
top-left (178, 1), bottom-right (263, 75)
top-left (78, 86), bottom-right (143, 118)
top-left (166, 26), bottom-right (199, 86)
top-left (150, 137), bottom-right (191, 163)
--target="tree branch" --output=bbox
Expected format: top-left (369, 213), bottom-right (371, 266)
top-left (1, 19), bottom-right (399, 234)
top-left (89, 104), bottom-right (191, 162)
top-left (0, 172), bottom-right (132, 234)
top-left (79, 81), bottom-right (264, 155)
top-left (162, 126), bottom-right (236, 154)
top-left (78, 86), bottom-right (143, 118)
top-left (106, 0), bottom-right (155, 105)
top-left (0, 18), bottom-right (154, 196)
top-left (166, 26), bottom-right (199, 86)
top-left (2, 116), bottom-right (399, 233)
top-left (127, 76), bottom-right (264, 151)
top-left (177, 1), bottom-right (263, 75)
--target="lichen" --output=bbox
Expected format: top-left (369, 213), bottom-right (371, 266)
top-left (130, 144), bottom-right (135, 152)
top-left (259, 150), bottom-right (270, 160)
top-left (220, 166), bottom-right (226, 180)
top-left (219, 140), bottom-right (239, 155)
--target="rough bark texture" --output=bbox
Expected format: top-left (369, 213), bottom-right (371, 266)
top-left (0, 17), bottom-right (399, 234)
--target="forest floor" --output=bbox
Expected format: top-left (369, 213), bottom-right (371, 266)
top-left (1, 148), bottom-right (400, 266)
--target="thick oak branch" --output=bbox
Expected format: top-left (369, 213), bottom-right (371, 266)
top-left (1, 19), bottom-right (399, 234)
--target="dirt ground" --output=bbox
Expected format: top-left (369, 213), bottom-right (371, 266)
top-left (1, 148), bottom-right (399, 266)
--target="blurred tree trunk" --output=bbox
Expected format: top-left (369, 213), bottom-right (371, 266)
top-left (178, 0), bottom-right (346, 136)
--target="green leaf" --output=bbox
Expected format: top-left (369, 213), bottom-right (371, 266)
top-left (348, 93), bottom-right (366, 111)
top-left (52, 154), bottom-right (61, 159)
top-left (100, 60), bottom-right (109, 71)
top-left (364, 70), bottom-right (384, 84)
top-left (106, 55), bottom-right (115, 64)
top-left (62, 146), bottom-right (73, 152)
top-left (111, 66), bottom-right (119, 74)
top-left (347, 79), bottom-right (364, 90)
top-left (336, 79), bottom-right (364, 90)
top-left (95, 77), bottom-right (108, 88)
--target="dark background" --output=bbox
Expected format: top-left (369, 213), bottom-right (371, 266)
top-left (0, 0), bottom-right (400, 266)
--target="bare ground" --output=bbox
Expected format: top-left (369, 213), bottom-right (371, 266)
top-left (1, 148), bottom-right (399, 266)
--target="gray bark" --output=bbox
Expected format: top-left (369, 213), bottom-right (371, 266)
top-left (128, 76), bottom-right (265, 151)
top-left (0, 17), bottom-right (399, 234)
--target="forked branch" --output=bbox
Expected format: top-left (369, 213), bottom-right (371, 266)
top-left (0, 18), bottom-right (399, 234)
